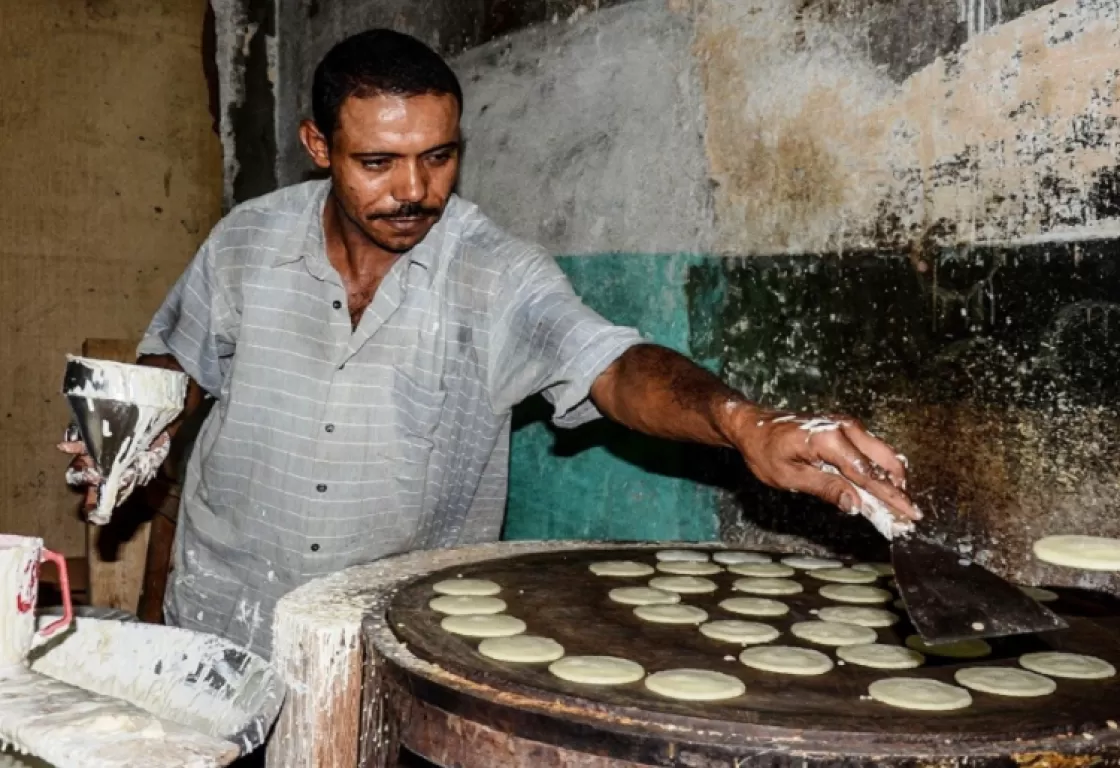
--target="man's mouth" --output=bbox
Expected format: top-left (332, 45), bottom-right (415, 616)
top-left (382, 215), bottom-right (430, 232)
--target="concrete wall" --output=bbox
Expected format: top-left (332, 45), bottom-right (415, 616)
top-left (0, 0), bottom-right (222, 555)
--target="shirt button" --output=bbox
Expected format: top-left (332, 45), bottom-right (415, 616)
top-left (310, 543), bottom-right (320, 552)
top-left (332, 300), bottom-right (342, 310)
top-left (324, 424), bottom-right (335, 433)
top-left (316, 483), bottom-right (327, 493)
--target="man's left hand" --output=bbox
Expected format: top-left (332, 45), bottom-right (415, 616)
top-left (722, 404), bottom-right (921, 536)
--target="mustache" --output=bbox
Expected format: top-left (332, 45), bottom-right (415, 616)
top-left (367, 202), bottom-right (441, 221)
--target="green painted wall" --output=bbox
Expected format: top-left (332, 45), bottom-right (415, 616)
top-left (504, 253), bottom-right (724, 542)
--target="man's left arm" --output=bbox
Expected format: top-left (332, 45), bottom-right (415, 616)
top-left (589, 343), bottom-right (920, 527)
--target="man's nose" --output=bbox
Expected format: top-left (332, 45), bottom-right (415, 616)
top-left (392, 161), bottom-right (426, 204)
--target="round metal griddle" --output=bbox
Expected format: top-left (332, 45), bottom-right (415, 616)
top-left (369, 545), bottom-right (1120, 767)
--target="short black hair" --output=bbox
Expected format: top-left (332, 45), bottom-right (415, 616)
top-left (311, 29), bottom-right (463, 141)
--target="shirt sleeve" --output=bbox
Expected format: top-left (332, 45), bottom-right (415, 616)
top-left (487, 247), bottom-right (644, 428)
top-left (136, 238), bottom-right (239, 397)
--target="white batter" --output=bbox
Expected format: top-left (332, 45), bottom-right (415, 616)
top-left (781, 555), bottom-right (841, 570)
top-left (1018, 585), bottom-right (1059, 603)
top-left (656, 561), bottom-right (723, 576)
top-left (727, 562), bottom-right (795, 578)
top-left (954, 667), bottom-right (1057, 697)
top-left (699, 620), bottom-right (780, 645)
top-left (719, 597), bottom-right (790, 617)
top-left (609, 586), bottom-right (681, 605)
top-left (644, 669), bottom-right (745, 701)
top-left (868, 678), bottom-right (972, 711)
top-left (634, 604), bottom-right (709, 624)
top-left (440, 614), bottom-right (526, 638)
top-left (739, 646), bottom-right (834, 675)
top-left (817, 606), bottom-right (898, 628)
top-left (549, 655), bottom-right (645, 685)
top-left (809, 567), bottom-right (878, 584)
top-left (589, 560), bottom-right (655, 577)
top-left (1033, 535), bottom-right (1120, 571)
top-left (791, 620), bottom-right (877, 646)
top-left (837, 644), bottom-right (925, 669)
top-left (433, 578), bottom-right (501, 596)
top-left (428, 595), bottom-right (507, 615)
top-left (905, 635), bottom-right (991, 659)
top-left (478, 635), bottom-right (565, 663)
top-left (732, 577), bottom-right (803, 596)
top-left (648, 576), bottom-right (718, 594)
top-left (1019, 651), bottom-right (1116, 679)
top-left (819, 584), bottom-right (891, 604)
top-left (655, 549), bottom-right (710, 563)
top-left (713, 551), bottom-right (771, 565)
top-left (852, 562), bottom-right (894, 576)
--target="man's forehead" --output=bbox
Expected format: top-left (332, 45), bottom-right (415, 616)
top-left (336, 92), bottom-right (459, 143)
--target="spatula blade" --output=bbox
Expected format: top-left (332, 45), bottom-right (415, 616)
top-left (892, 534), bottom-right (1067, 645)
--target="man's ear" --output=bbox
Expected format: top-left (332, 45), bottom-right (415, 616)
top-left (299, 119), bottom-right (331, 169)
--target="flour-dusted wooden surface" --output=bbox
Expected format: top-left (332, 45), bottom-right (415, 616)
top-left (266, 540), bottom-right (673, 768)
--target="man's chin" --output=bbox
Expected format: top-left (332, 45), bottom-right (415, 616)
top-left (368, 230), bottom-right (430, 254)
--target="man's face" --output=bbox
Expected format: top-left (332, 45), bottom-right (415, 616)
top-left (301, 92), bottom-right (461, 253)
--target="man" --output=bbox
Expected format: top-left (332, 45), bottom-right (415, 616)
top-left (62, 29), bottom-right (918, 658)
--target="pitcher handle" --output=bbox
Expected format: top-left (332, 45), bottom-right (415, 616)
top-left (37, 550), bottom-right (73, 639)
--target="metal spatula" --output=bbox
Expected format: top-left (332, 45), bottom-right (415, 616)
top-left (892, 533), bottom-right (1068, 645)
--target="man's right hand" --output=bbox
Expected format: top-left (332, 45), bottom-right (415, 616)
top-left (58, 427), bottom-right (172, 515)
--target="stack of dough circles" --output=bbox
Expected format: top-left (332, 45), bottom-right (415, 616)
top-left (656, 549), bottom-right (710, 562)
top-left (433, 578), bottom-right (501, 596)
top-left (817, 606), bottom-right (898, 627)
top-left (905, 635), bottom-right (991, 659)
top-left (713, 551), bottom-right (772, 565)
top-left (589, 560), bottom-right (655, 577)
top-left (782, 555), bottom-right (841, 570)
top-left (868, 678), bottom-right (972, 711)
top-left (727, 562), bottom-right (795, 578)
top-left (610, 586), bottom-right (681, 605)
top-left (656, 560), bottom-right (723, 576)
top-left (719, 596), bottom-right (790, 617)
top-left (791, 620), bottom-right (877, 647)
top-left (649, 575), bottom-right (718, 594)
top-left (478, 635), bottom-right (565, 663)
top-left (441, 613), bottom-right (527, 638)
top-left (733, 577), bottom-right (803, 596)
top-left (1019, 651), bottom-right (1116, 679)
top-left (1018, 585), bottom-right (1059, 603)
top-left (954, 667), bottom-right (1057, 697)
top-left (428, 595), bottom-right (508, 615)
top-left (634, 604), bottom-right (709, 624)
top-left (852, 562), bottom-right (894, 576)
top-left (550, 655), bottom-right (645, 685)
top-left (645, 669), bottom-right (746, 701)
top-left (740, 645), bottom-right (834, 675)
top-left (699, 620), bottom-right (781, 645)
top-left (819, 584), bottom-right (892, 604)
top-left (837, 644), bottom-right (925, 669)
top-left (1033, 535), bottom-right (1120, 571)
top-left (810, 567), bottom-right (879, 584)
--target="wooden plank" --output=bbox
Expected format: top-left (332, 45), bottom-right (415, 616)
top-left (82, 338), bottom-right (150, 613)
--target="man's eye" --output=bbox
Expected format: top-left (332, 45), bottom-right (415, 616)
top-left (427, 152), bottom-right (452, 165)
top-left (361, 159), bottom-right (389, 170)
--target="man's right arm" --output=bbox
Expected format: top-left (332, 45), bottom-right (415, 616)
top-left (135, 353), bottom-right (207, 483)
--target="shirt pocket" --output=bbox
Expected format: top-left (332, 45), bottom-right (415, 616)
top-left (385, 366), bottom-right (447, 508)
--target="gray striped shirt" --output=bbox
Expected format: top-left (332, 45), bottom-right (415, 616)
top-left (139, 180), bottom-right (642, 657)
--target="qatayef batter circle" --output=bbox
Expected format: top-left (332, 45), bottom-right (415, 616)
top-left (905, 635), bottom-right (991, 659)
top-left (644, 669), bottom-right (746, 701)
top-left (649, 576), bottom-right (718, 594)
top-left (810, 567), bottom-right (879, 584)
top-left (1019, 651), bottom-right (1116, 680)
top-left (713, 551), bottom-right (772, 565)
top-left (440, 613), bottom-right (526, 638)
top-left (739, 646), bottom-right (834, 675)
top-left (732, 577), bottom-right (803, 596)
top-left (782, 555), bottom-right (841, 570)
top-left (432, 578), bottom-right (501, 596)
top-left (478, 635), bottom-right (565, 663)
top-left (852, 562), bottom-right (894, 576)
top-left (1018, 585), bottom-right (1059, 603)
top-left (428, 595), bottom-right (507, 615)
top-left (609, 586), bottom-right (681, 605)
top-left (656, 549), bottom-right (710, 563)
top-left (727, 562), bottom-right (795, 578)
top-left (837, 644), bottom-right (925, 669)
top-left (817, 606), bottom-right (899, 628)
top-left (819, 584), bottom-right (892, 604)
top-left (549, 655), bottom-right (645, 685)
top-left (954, 667), bottom-right (1057, 697)
top-left (699, 620), bottom-right (781, 645)
top-left (791, 620), bottom-right (878, 647)
top-left (719, 597), bottom-right (790, 617)
top-left (589, 560), bottom-right (655, 577)
top-left (656, 560), bottom-right (723, 576)
top-left (1033, 535), bottom-right (1120, 571)
top-left (634, 604), bottom-right (709, 624)
top-left (868, 678), bottom-right (972, 711)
